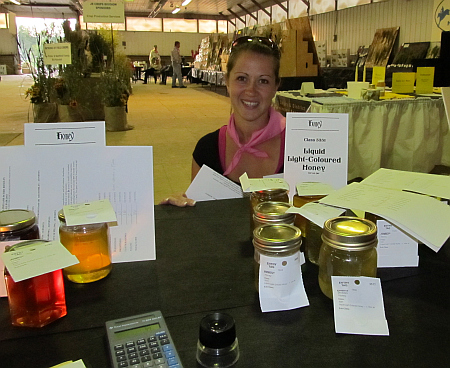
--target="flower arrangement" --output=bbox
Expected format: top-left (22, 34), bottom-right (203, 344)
top-left (25, 84), bottom-right (44, 104)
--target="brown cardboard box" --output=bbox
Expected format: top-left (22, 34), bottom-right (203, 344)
top-left (280, 30), bottom-right (319, 77)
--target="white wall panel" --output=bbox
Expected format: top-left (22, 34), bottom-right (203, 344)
top-left (118, 31), bottom-right (206, 57)
top-left (311, 0), bottom-right (434, 55)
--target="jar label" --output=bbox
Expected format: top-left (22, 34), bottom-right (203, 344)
top-left (258, 252), bottom-right (309, 312)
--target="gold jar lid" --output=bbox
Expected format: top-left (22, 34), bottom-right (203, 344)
top-left (5, 239), bottom-right (48, 253)
top-left (253, 201), bottom-right (294, 221)
top-left (251, 188), bottom-right (288, 196)
top-left (253, 224), bottom-right (302, 253)
top-left (0, 209), bottom-right (37, 233)
top-left (322, 216), bottom-right (377, 251)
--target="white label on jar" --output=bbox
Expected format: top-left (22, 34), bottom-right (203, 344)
top-left (259, 251), bottom-right (309, 312)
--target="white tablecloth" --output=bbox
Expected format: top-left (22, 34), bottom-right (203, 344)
top-left (277, 92), bottom-right (450, 180)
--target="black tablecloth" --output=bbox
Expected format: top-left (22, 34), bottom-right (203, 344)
top-left (1, 198), bottom-right (450, 367)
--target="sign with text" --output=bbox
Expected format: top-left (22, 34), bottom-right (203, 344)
top-left (284, 113), bottom-right (348, 196)
top-left (83, 1), bottom-right (125, 23)
top-left (415, 67), bottom-right (435, 94)
top-left (371, 66), bottom-right (386, 85)
top-left (24, 121), bottom-right (106, 146)
top-left (44, 42), bottom-right (71, 65)
top-left (391, 72), bottom-right (415, 94)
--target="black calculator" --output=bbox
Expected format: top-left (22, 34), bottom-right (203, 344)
top-left (105, 311), bottom-right (183, 368)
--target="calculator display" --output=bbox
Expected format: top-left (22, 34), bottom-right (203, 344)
top-left (114, 322), bottom-right (161, 340)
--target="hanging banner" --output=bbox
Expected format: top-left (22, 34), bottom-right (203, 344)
top-left (44, 42), bottom-right (71, 65)
top-left (83, 0), bottom-right (125, 24)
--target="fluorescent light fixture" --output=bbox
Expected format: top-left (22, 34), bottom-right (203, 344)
top-left (181, 0), bottom-right (192, 5)
top-left (9, 0), bottom-right (21, 4)
top-left (172, 6), bottom-right (180, 14)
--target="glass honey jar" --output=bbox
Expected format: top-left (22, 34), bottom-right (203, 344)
top-left (253, 224), bottom-right (302, 291)
top-left (0, 209), bottom-right (40, 241)
top-left (292, 194), bottom-right (325, 265)
top-left (250, 189), bottom-right (289, 212)
top-left (4, 240), bottom-right (67, 327)
top-left (58, 210), bottom-right (112, 283)
top-left (318, 217), bottom-right (377, 299)
top-left (253, 201), bottom-right (295, 231)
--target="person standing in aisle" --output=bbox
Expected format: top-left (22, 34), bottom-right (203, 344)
top-left (143, 45), bottom-right (161, 84)
top-left (171, 41), bottom-right (186, 88)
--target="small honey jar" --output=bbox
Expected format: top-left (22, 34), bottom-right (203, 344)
top-left (318, 217), bottom-right (378, 299)
top-left (58, 210), bottom-right (112, 283)
top-left (252, 201), bottom-right (295, 231)
top-left (253, 224), bottom-right (302, 291)
top-left (4, 240), bottom-right (67, 327)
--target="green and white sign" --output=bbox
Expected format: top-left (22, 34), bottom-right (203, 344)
top-left (44, 42), bottom-right (71, 65)
top-left (83, 0), bottom-right (125, 24)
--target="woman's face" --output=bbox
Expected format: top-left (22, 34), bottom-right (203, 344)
top-left (227, 51), bottom-right (279, 128)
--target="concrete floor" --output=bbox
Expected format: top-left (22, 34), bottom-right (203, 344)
top-left (0, 74), bottom-right (230, 203)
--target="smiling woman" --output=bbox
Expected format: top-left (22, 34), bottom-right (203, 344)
top-left (160, 36), bottom-right (285, 207)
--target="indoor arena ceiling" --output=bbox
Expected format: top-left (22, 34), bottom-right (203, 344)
top-left (0, 0), bottom-right (289, 20)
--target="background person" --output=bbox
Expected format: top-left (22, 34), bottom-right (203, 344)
top-left (171, 41), bottom-right (186, 88)
top-left (143, 45), bottom-right (161, 84)
top-left (160, 37), bottom-right (283, 206)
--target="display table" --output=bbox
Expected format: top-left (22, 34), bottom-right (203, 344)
top-left (1, 198), bottom-right (450, 367)
top-left (276, 92), bottom-right (450, 180)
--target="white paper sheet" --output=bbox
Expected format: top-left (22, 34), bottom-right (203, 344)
top-left (332, 276), bottom-right (389, 336)
top-left (259, 252), bottom-right (309, 312)
top-left (185, 165), bottom-right (243, 201)
top-left (0, 146), bottom-right (155, 263)
top-left (377, 219), bottom-right (419, 268)
top-left (286, 202), bottom-right (345, 228)
top-left (239, 172), bottom-right (290, 192)
top-left (362, 168), bottom-right (450, 200)
top-left (284, 113), bottom-right (349, 199)
top-left (24, 122), bottom-right (106, 147)
top-left (319, 183), bottom-right (450, 252)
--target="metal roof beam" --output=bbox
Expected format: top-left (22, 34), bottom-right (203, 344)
top-left (227, 8), bottom-right (245, 25)
top-left (237, 4), bottom-right (257, 21)
top-left (249, 0), bottom-right (271, 17)
top-left (272, 0), bottom-right (288, 13)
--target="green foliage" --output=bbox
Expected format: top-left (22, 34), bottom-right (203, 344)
top-left (100, 54), bottom-right (132, 107)
top-left (18, 25), bottom-right (60, 103)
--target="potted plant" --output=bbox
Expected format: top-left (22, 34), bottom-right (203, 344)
top-left (100, 55), bottom-right (133, 131)
top-left (20, 29), bottom-right (58, 123)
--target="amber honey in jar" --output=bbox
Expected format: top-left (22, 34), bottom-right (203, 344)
top-left (318, 217), bottom-right (378, 299)
top-left (292, 194), bottom-right (325, 265)
top-left (253, 224), bottom-right (302, 291)
top-left (4, 240), bottom-right (67, 327)
top-left (252, 201), bottom-right (295, 231)
top-left (58, 210), bottom-right (112, 283)
top-left (0, 209), bottom-right (40, 241)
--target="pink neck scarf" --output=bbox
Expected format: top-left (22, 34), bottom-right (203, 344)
top-left (223, 107), bottom-right (286, 176)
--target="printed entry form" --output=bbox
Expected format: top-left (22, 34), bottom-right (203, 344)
top-left (0, 145), bottom-right (155, 263)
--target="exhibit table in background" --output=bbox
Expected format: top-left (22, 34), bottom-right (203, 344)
top-left (276, 92), bottom-right (450, 180)
top-left (1, 198), bottom-right (450, 367)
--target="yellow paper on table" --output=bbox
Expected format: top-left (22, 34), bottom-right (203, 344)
top-left (392, 72), bottom-right (415, 94)
top-left (372, 66), bottom-right (386, 85)
top-left (415, 67), bottom-right (435, 95)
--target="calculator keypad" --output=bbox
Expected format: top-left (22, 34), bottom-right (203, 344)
top-left (114, 332), bottom-right (181, 368)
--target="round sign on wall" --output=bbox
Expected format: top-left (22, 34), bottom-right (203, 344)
top-left (436, 0), bottom-right (450, 31)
